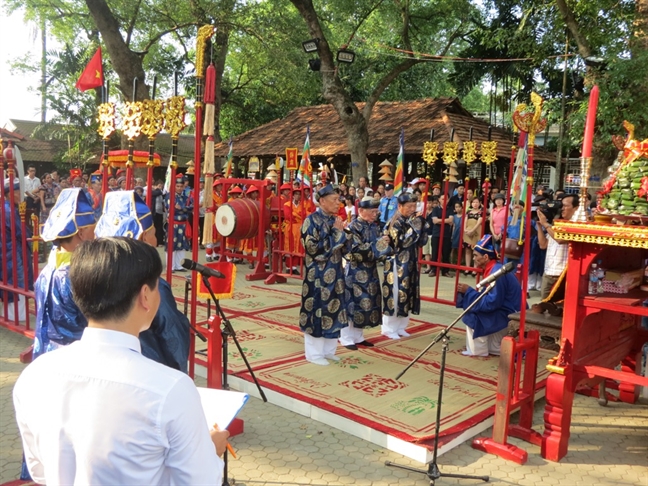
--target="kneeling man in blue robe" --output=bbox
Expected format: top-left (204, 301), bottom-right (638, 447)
top-left (456, 235), bottom-right (521, 357)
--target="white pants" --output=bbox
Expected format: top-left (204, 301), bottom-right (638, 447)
top-left (0, 295), bottom-right (26, 321)
top-left (339, 326), bottom-right (364, 346)
top-left (304, 334), bottom-right (338, 361)
top-left (465, 326), bottom-right (508, 357)
top-left (381, 259), bottom-right (410, 335)
top-left (381, 315), bottom-right (410, 335)
top-left (168, 250), bottom-right (185, 271)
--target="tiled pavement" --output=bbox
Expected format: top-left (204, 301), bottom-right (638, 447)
top-left (1, 266), bottom-right (647, 485)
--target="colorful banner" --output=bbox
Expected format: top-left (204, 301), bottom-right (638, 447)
top-left (393, 128), bottom-right (405, 196)
top-left (286, 148), bottom-right (299, 171)
top-left (224, 136), bottom-right (234, 178)
top-left (297, 126), bottom-right (312, 187)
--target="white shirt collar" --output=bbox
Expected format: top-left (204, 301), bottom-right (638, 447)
top-left (81, 327), bottom-right (142, 354)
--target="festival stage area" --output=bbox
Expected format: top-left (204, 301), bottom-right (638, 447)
top-left (178, 277), bottom-right (555, 463)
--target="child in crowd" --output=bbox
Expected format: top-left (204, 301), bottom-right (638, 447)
top-left (451, 202), bottom-right (463, 266)
top-left (463, 197), bottom-right (483, 275)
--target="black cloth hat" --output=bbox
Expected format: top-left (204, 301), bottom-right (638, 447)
top-left (359, 196), bottom-right (379, 209)
top-left (384, 183), bottom-right (394, 191)
top-left (397, 193), bottom-right (417, 204)
top-left (317, 183), bottom-right (337, 199)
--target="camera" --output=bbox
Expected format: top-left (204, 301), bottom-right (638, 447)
top-left (534, 199), bottom-right (563, 223)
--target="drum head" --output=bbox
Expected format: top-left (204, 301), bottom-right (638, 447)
top-left (216, 204), bottom-right (236, 237)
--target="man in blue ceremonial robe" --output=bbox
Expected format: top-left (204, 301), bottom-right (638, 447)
top-left (381, 193), bottom-right (429, 339)
top-left (1, 177), bottom-right (34, 322)
top-left (299, 184), bottom-right (348, 365)
top-left (96, 191), bottom-right (191, 372)
top-left (341, 196), bottom-right (392, 349)
top-left (456, 234), bottom-right (521, 357)
top-left (166, 175), bottom-right (192, 272)
top-left (33, 189), bottom-right (97, 358)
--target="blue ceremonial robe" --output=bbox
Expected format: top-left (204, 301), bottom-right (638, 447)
top-left (140, 278), bottom-right (191, 373)
top-left (345, 217), bottom-right (392, 328)
top-left (382, 214), bottom-right (428, 317)
top-left (456, 260), bottom-right (521, 338)
top-left (33, 251), bottom-right (87, 358)
top-left (0, 201), bottom-right (34, 303)
top-left (166, 191), bottom-right (191, 251)
top-left (299, 209), bottom-right (348, 338)
top-left (33, 256), bottom-right (189, 372)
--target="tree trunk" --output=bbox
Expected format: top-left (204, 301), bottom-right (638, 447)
top-left (290, 0), bottom-right (444, 185)
top-left (85, 0), bottom-right (149, 102)
top-left (554, 0), bottom-right (593, 59)
top-left (212, 26), bottom-right (230, 144)
top-left (634, 0), bottom-right (648, 53)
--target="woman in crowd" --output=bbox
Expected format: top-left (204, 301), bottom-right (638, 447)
top-left (463, 197), bottom-right (483, 275)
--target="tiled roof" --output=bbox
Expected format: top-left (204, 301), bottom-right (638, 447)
top-left (212, 98), bottom-right (555, 162)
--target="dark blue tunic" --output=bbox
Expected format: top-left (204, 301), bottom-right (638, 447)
top-left (382, 214), bottom-right (428, 317)
top-left (0, 201), bottom-right (33, 303)
top-left (344, 217), bottom-right (392, 328)
top-left (299, 209), bottom-right (348, 338)
top-left (166, 192), bottom-right (192, 251)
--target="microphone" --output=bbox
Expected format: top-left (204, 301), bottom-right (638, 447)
top-left (475, 261), bottom-right (515, 290)
top-left (181, 259), bottom-right (225, 279)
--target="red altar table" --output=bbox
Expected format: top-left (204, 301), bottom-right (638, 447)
top-left (541, 221), bottom-right (648, 461)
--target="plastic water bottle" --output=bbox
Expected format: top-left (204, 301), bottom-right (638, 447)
top-left (588, 263), bottom-right (599, 295)
top-left (596, 260), bottom-right (605, 294)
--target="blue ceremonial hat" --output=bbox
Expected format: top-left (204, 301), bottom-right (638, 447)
top-left (3, 177), bottom-right (20, 193)
top-left (316, 183), bottom-right (337, 200)
top-left (41, 188), bottom-right (96, 242)
top-left (397, 193), bottom-right (417, 204)
top-left (473, 234), bottom-right (498, 259)
top-left (95, 191), bottom-right (153, 239)
top-left (359, 195), bottom-right (379, 209)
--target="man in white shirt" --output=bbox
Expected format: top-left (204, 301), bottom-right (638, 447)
top-left (24, 165), bottom-right (41, 221)
top-left (14, 237), bottom-right (229, 485)
top-left (536, 193), bottom-right (578, 299)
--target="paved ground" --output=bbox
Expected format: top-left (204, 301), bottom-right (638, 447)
top-left (1, 260), bottom-right (647, 485)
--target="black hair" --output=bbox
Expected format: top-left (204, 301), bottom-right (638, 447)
top-left (562, 193), bottom-right (579, 208)
top-left (70, 237), bottom-right (162, 322)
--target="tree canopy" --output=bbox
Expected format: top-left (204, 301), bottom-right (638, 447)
top-left (5, 0), bottom-right (645, 180)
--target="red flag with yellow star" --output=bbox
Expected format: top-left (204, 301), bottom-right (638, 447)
top-left (75, 48), bottom-right (104, 92)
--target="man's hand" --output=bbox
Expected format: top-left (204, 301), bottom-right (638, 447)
top-left (333, 217), bottom-right (345, 231)
top-left (210, 427), bottom-right (231, 457)
top-left (457, 283), bottom-right (470, 294)
top-left (537, 210), bottom-right (548, 227)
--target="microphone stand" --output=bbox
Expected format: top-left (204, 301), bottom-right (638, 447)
top-left (199, 274), bottom-right (268, 486)
top-left (385, 280), bottom-right (497, 486)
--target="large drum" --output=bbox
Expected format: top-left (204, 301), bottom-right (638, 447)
top-left (216, 198), bottom-right (261, 239)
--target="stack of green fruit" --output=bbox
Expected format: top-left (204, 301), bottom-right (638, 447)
top-left (600, 156), bottom-right (648, 215)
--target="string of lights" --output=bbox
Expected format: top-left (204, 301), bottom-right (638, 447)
top-left (357, 38), bottom-right (575, 63)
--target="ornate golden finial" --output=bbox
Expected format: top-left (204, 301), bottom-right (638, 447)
top-left (480, 141), bottom-right (498, 164)
top-left (97, 102), bottom-right (116, 140)
top-left (196, 25), bottom-right (215, 80)
top-left (140, 99), bottom-right (164, 139)
top-left (442, 141), bottom-right (459, 165)
top-left (423, 141), bottom-right (439, 165)
top-left (122, 101), bottom-right (143, 141)
top-left (512, 93), bottom-right (546, 145)
top-left (623, 120), bottom-right (635, 141)
top-left (462, 141), bottom-right (477, 165)
top-left (164, 96), bottom-right (187, 139)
